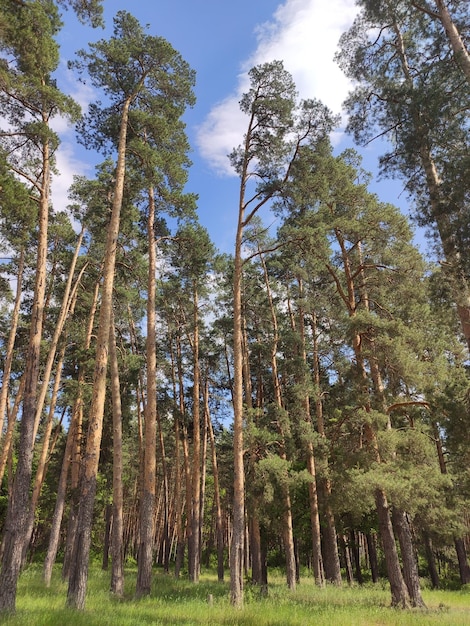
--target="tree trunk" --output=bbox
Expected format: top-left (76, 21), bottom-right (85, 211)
top-left (189, 291), bottom-right (201, 583)
top-left (32, 229), bottom-right (86, 443)
top-left (206, 390), bottom-right (224, 582)
top-left (423, 532), bottom-right (439, 589)
top-left (454, 537), bottom-right (470, 585)
top-left (45, 280), bottom-right (99, 586)
top-left (376, 489), bottom-right (410, 608)
top-left (136, 185), bottom-right (158, 598)
top-left (23, 344), bottom-right (66, 566)
top-left (102, 503), bottom-right (112, 571)
top-left (349, 529), bottom-right (363, 585)
top-left (0, 376), bottom-right (25, 488)
top-left (0, 248), bottom-right (24, 446)
top-left (392, 509), bottom-right (425, 607)
top-left (109, 316), bottom-right (124, 597)
top-left (393, 20), bottom-right (470, 353)
top-left (0, 139), bottom-right (50, 614)
top-left (157, 405), bottom-right (171, 574)
top-left (261, 253), bottom-right (296, 590)
top-left (230, 184), bottom-right (246, 608)
top-left (366, 532), bottom-right (379, 584)
top-left (433, 423), bottom-right (470, 583)
top-left (308, 304), bottom-right (341, 584)
top-left (66, 96), bottom-right (130, 611)
top-left (435, 0), bottom-right (470, 84)
top-left (340, 535), bottom-right (354, 585)
top-left (170, 340), bottom-right (185, 579)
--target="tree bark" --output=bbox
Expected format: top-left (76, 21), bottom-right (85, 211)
top-left (393, 19), bottom-right (470, 353)
top-left (0, 248), bottom-right (24, 446)
top-left (0, 376), bottom-right (24, 489)
top-left (423, 532), bottom-right (439, 589)
top-left (136, 185), bottom-right (158, 598)
top-left (376, 489), bottom-right (410, 608)
top-left (205, 382), bottom-right (224, 581)
top-left (109, 315), bottom-right (124, 597)
top-left (435, 0), bottom-right (470, 84)
top-left (66, 96), bottom-right (130, 611)
top-left (170, 339), bottom-right (185, 579)
top-left (366, 531), bottom-right (380, 583)
top-left (0, 139), bottom-right (50, 614)
top-left (48, 280), bottom-right (99, 585)
top-left (260, 253), bottom-right (296, 590)
top-left (392, 509), bottom-right (425, 607)
top-left (188, 290), bottom-right (201, 583)
top-left (294, 292), bottom-right (325, 586)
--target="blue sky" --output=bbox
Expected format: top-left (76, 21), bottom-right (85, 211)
top-left (53, 0), bottom-right (417, 254)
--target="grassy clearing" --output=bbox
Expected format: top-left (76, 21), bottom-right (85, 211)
top-left (0, 564), bottom-right (469, 625)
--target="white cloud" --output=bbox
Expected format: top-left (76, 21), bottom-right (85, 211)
top-left (196, 0), bottom-right (358, 176)
top-left (52, 141), bottom-right (92, 216)
top-left (51, 62), bottom-right (96, 223)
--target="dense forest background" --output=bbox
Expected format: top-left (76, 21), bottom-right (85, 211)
top-left (0, 0), bottom-right (469, 614)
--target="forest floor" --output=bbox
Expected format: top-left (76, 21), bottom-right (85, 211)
top-left (0, 564), bottom-right (469, 625)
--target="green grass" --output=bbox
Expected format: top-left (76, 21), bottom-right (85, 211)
top-left (1, 564), bottom-right (469, 625)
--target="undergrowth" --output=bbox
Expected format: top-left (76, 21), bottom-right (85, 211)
top-left (0, 564), bottom-right (469, 625)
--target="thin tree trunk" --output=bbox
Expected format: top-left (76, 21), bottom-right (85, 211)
top-left (32, 230), bottom-right (86, 443)
top-left (295, 293), bottom-right (326, 587)
top-left (23, 343), bottom-right (66, 565)
top-left (349, 529), bottom-right (363, 585)
top-left (260, 253), bottom-right (296, 590)
top-left (189, 290), bottom-right (201, 583)
top-left (136, 185), bottom-right (158, 598)
top-left (199, 395), bottom-right (208, 572)
top-left (0, 248), bottom-right (24, 445)
top-left (340, 535), bottom-right (354, 585)
top-left (0, 376), bottom-right (25, 488)
top-left (56, 280), bottom-right (99, 584)
top-left (102, 503), bottom-right (112, 571)
top-left (366, 532), bottom-right (380, 584)
top-left (206, 390), bottom-right (224, 582)
top-left (230, 199), bottom-right (246, 607)
top-left (169, 339), bottom-right (185, 578)
top-left (422, 532), bottom-right (439, 589)
top-left (66, 96), bottom-right (130, 611)
top-left (109, 314), bottom-right (124, 597)
top-left (0, 138), bottom-right (50, 614)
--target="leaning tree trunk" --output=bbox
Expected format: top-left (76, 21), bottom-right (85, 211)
top-left (393, 20), bottom-right (470, 353)
top-left (0, 140), bottom-right (50, 614)
top-left (0, 376), bottom-right (25, 488)
top-left (434, 0), bottom-right (470, 84)
top-left (0, 248), bottom-right (24, 446)
top-left (66, 96), bottom-right (130, 611)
